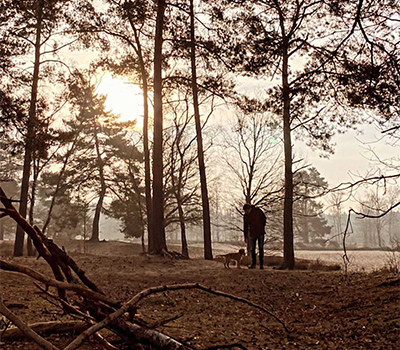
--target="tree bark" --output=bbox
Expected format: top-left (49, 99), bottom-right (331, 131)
top-left (139, 43), bottom-right (153, 254)
top-left (282, 43), bottom-right (295, 269)
top-left (0, 218), bottom-right (4, 240)
top-left (142, 76), bottom-right (153, 252)
top-left (27, 157), bottom-right (40, 256)
top-left (176, 182), bottom-right (189, 258)
top-left (0, 296), bottom-right (59, 350)
top-left (302, 198), bottom-right (309, 244)
top-left (126, 13), bottom-right (153, 253)
top-left (14, 0), bottom-right (44, 257)
top-left (151, 0), bottom-right (167, 254)
top-left (42, 138), bottom-right (77, 234)
top-left (1, 321), bottom-right (87, 340)
top-left (189, 0), bottom-right (212, 260)
top-left (179, 205), bottom-right (189, 258)
top-left (90, 124), bottom-right (106, 242)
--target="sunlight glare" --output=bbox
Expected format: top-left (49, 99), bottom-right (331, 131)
top-left (96, 74), bottom-right (144, 128)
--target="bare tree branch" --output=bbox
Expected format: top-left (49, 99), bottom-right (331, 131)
top-left (0, 295), bottom-right (60, 350)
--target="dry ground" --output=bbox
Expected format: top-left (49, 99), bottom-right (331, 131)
top-left (0, 240), bottom-right (399, 350)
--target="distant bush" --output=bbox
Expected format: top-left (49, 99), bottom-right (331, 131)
top-left (380, 251), bottom-right (400, 274)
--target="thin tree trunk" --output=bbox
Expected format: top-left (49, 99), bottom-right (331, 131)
top-left (179, 212), bottom-right (189, 258)
top-left (151, 0), bottom-right (167, 254)
top-left (282, 44), bottom-right (295, 269)
top-left (170, 125), bottom-right (189, 258)
top-left (127, 15), bottom-right (153, 253)
top-left (376, 223), bottom-right (382, 247)
top-left (245, 189), bottom-right (252, 254)
top-left (138, 48), bottom-right (153, 253)
top-left (189, 0), bottom-right (212, 260)
top-left (0, 219), bottom-right (4, 240)
top-left (128, 161), bottom-right (146, 254)
top-left (27, 157), bottom-right (39, 256)
top-left (14, 0), bottom-right (44, 257)
top-left (90, 126), bottom-right (106, 242)
top-left (142, 79), bottom-right (153, 252)
top-left (302, 199), bottom-right (309, 244)
top-left (176, 165), bottom-right (189, 257)
top-left (42, 138), bottom-right (77, 234)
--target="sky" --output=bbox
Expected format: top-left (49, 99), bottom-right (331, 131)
top-left (63, 43), bottom-right (399, 215)
top-left (297, 125), bottom-right (387, 185)
top-left (296, 124), bottom-right (399, 210)
top-left (91, 70), bottom-right (399, 210)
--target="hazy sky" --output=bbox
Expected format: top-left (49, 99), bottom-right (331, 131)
top-left (297, 124), bottom-right (399, 211)
top-left (66, 48), bottom-right (399, 213)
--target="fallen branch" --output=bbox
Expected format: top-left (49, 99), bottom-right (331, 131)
top-left (0, 260), bottom-right (118, 307)
top-left (205, 344), bottom-right (248, 350)
top-left (63, 282), bottom-right (288, 350)
top-left (161, 249), bottom-right (189, 260)
top-left (0, 295), bottom-right (59, 350)
top-left (92, 332), bottom-right (120, 350)
top-left (33, 282), bottom-right (97, 322)
top-left (132, 284), bottom-right (289, 333)
top-left (1, 320), bottom-right (88, 340)
top-left (0, 188), bottom-right (66, 299)
top-left (148, 313), bottom-right (183, 329)
top-left (34, 225), bottom-right (104, 294)
top-left (1, 186), bottom-right (287, 350)
top-left (377, 278), bottom-right (399, 287)
top-left (113, 320), bottom-right (194, 350)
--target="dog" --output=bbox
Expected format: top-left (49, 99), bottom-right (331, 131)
top-left (217, 249), bottom-right (246, 269)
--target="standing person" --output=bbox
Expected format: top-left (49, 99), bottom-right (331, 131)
top-left (243, 203), bottom-right (266, 269)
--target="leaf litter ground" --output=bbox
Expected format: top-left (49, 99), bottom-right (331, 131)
top-left (0, 240), bottom-right (398, 350)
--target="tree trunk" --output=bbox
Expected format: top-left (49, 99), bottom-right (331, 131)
top-left (189, 0), bottom-right (212, 260)
top-left (42, 138), bottom-right (77, 234)
top-left (0, 219), bottom-right (4, 240)
top-left (128, 161), bottom-right (146, 254)
top-left (128, 16), bottom-right (153, 253)
top-left (171, 134), bottom-right (189, 258)
top-left (14, 0), bottom-right (44, 257)
top-left (376, 221), bottom-right (382, 247)
top-left (27, 157), bottom-right (40, 256)
top-left (178, 203), bottom-right (189, 258)
top-left (175, 174), bottom-right (188, 258)
top-left (282, 43), bottom-right (295, 269)
top-left (142, 78), bottom-right (153, 252)
top-left (90, 126), bottom-right (106, 242)
top-left (151, 0), bottom-right (167, 254)
top-left (302, 199), bottom-right (309, 244)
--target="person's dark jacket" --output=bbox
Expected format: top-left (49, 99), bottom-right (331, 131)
top-left (243, 205), bottom-right (266, 239)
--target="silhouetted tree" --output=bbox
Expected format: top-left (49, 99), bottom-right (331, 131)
top-left (204, 0), bottom-right (399, 268)
top-left (293, 167), bottom-right (331, 244)
top-left (1, 0), bottom-right (91, 255)
top-left (66, 73), bottom-right (139, 242)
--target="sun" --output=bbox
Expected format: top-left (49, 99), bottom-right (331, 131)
top-left (96, 74), bottom-right (144, 128)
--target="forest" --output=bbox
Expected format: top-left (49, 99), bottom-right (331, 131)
top-left (0, 0), bottom-right (399, 349)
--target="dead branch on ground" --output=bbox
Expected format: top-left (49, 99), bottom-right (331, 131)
top-left (1, 185), bottom-right (287, 349)
top-left (0, 295), bottom-right (59, 350)
top-left (1, 320), bottom-right (88, 340)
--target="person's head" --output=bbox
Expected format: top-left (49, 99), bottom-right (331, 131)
top-left (243, 203), bottom-right (252, 214)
